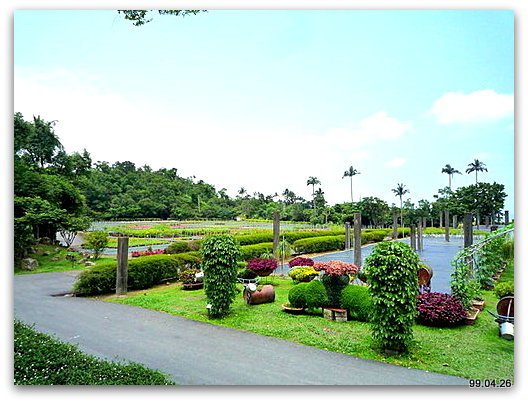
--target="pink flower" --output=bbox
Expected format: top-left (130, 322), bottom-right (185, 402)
top-left (313, 260), bottom-right (359, 276)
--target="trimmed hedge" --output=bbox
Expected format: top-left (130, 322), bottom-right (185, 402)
top-left (165, 240), bottom-right (201, 254)
top-left (234, 233), bottom-right (273, 246)
top-left (341, 285), bottom-right (373, 322)
top-left (239, 242), bottom-right (274, 260)
top-left (73, 252), bottom-right (201, 295)
top-left (282, 230), bottom-right (344, 244)
top-left (292, 235), bottom-right (346, 254)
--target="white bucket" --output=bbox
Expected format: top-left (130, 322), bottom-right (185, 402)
top-left (500, 322), bottom-right (514, 340)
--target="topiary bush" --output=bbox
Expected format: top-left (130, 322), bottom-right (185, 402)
top-left (288, 266), bottom-right (318, 283)
top-left (416, 292), bottom-right (467, 327)
top-left (287, 280), bottom-right (328, 309)
top-left (495, 281), bottom-right (514, 299)
top-left (341, 285), bottom-right (373, 322)
top-left (288, 283), bottom-right (308, 308)
top-left (201, 234), bottom-right (240, 318)
top-left (364, 241), bottom-right (420, 353)
top-left (179, 268), bottom-right (203, 285)
top-left (304, 280), bottom-right (329, 309)
top-left (234, 233), bottom-right (273, 246)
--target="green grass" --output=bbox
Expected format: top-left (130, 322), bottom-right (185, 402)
top-left (15, 244), bottom-right (115, 275)
top-left (14, 320), bottom-right (174, 385)
top-left (102, 277), bottom-right (513, 381)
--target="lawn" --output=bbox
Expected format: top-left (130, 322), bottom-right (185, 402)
top-left (106, 237), bottom-right (172, 248)
top-left (15, 244), bottom-right (114, 275)
top-left (102, 276), bottom-right (514, 381)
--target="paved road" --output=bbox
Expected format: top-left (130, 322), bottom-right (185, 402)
top-left (14, 271), bottom-right (467, 385)
top-left (277, 236), bottom-right (479, 293)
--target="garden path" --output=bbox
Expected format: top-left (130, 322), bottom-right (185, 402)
top-left (14, 271), bottom-right (467, 385)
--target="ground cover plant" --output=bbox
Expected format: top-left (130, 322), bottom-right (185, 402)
top-left (101, 277), bottom-right (513, 381)
top-left (14, 320), bottom-right (174, 385)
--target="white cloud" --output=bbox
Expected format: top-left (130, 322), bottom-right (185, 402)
top-left (323, 112), bottom-right (412, 148)
top-left (384, 158), bottom-right (407, 168)
top-left (430, 90), bottom-right (514, 124)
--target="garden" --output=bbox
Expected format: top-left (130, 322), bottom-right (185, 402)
top-left (66, 225), bottom-right (514, 382)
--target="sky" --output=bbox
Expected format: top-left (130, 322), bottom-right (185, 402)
top-left (13, 9), bottom-right (514, 214)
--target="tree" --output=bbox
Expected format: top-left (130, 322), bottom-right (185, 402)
top-left (356, 197), bottom-right (389, 228)
top-left (455, 182), bottom-right (506, 224)
top-left (391, 183), bottom-right (409, 233)
top-left (466, 159), bottom-right (488, 184)
top-left (117, 10), bottom-right (204, 26)
top-left (84, 231), bottom-right (109, 260)
top-left (58, 215), bottom-right (92, 248)
top-left (306, 176), bottom-right (321, 209)
top-left (441, 164), bottom-right (461, 189)
top-left (342, 166), bottom-right (360, 203)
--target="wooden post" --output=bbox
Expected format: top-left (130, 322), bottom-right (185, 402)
top-left (505, 210), bottom-right (510, 225)
top-left (392, 211), bottom-right (398, 240)
top-left (439, 211), bottom-right (443, 228)
top-left (453, 215), bottom-right (458, 230)
top-left (476, 212), bottom-right (480, 229)
top-left (444, 210), bottom-right (450, 242)
top-left (345, 222), bottom-right (351, 250)
top-left (272, 211), bottom-right (280, 255)
top-left (116, 237), bottom-right (129, 295)
top-left (484, 215), bottom-right (490, 228)
top-left (410, 225), bottom-right (417, 251)
top-left (353, 213), bottom-right (362, 268)
top-left (463, 213), bottom-right (473, 248)
top-left (417, 220), bottom-right (423, 252)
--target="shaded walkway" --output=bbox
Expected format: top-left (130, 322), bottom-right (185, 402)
top-left (14, 271), bottom-right (467, 385)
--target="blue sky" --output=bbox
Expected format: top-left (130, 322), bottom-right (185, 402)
top-left (14, 9), bottom-right (514, 215)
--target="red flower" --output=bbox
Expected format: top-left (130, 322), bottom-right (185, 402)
top-left (247, 258), bottom-right (278, 276)
top-left (313, 260), bottom-right (359, 276)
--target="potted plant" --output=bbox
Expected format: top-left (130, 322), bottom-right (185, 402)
top-left (313, 260), bottom-right (359, 308)
top-left (247, 257), bottom-right (278, 277)
top-left (180, 268), bottom-right (204, 290)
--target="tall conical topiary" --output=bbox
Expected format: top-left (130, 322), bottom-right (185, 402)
top-left (364, 241), bottom-right (419, 353)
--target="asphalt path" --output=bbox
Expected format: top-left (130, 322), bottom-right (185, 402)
top-left (14, 271), bottom-right (467, 386)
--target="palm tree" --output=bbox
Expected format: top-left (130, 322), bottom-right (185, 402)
top-left (306, 176), bottom-right (321, 209)
top-left (392, 183), bottom-right (410, 234)
top-left (342, 165), bottom-right (360, 203)
top-left (441, 164), bottom-right (462, 189)
top-left (466, 159), bottom-right (488, 184)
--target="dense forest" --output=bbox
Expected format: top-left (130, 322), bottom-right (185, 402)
top-left (14, 113), bottom-right (507, 258)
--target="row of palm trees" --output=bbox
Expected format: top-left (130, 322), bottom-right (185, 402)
top-left (305, 159), bottom-right (488, 227)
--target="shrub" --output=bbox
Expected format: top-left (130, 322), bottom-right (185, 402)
top-left (288, 283), bottom-right (308, 308)
top-left (341, 285), bottom-right (373, 322)
top-left (288, 257), bottom-right (314, 268)
top-left (451, 253), bottom-right (481, 310)
top-left (292, 235), bottom-right (345, 254)
top-left (234, 233), bottom-right (273, 246)
top-left (237, 268), bottom-right (258, 279)
top-left (239, 242), bottom-right (274, 260)
top-left (14, 320), bottom-right (174, 385)
top-left (179, 268), bottom-right (203, 284)
top-left (73, 253), bottom-right (200, 295)
top-left (201, 234), bottom-right (240, 318)
top-left (365, 241), bottom-right (419, 353)
top-left (282, 230), bottom-right (345, 244)
top-left (416, 292), bottom-right (467, 327)
top-left (288, 280), bottom-right (328, 309)
top-left (495, 281), bottom-right (514, 299)
top-left (289, 266), bottom-right (318, 283)
top-left (246, 258), bottom-right (278, 276)
top-left (304, 280), bottom-right (329, 309)
top-left (321, 274), bottom-right (350, 307)
top-left (165, 240), bottom-right (201, 254)
top-left (83, 231), bottom-right (109, 260)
